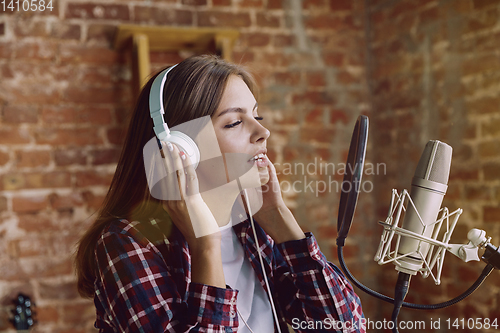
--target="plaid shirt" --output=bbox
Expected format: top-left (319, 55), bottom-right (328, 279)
top-left (93, 218), bottom-right (365, 332)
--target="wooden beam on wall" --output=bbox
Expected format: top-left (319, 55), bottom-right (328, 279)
top-left (114, 25), bottom-right (240, 94)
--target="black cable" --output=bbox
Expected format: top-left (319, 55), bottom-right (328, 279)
top-left (391, 273), bottom-right (410, 333)
top-left (338, 246), bottom-right (495, 310)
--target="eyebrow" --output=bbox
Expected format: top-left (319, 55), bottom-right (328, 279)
top-left (217, 102), bottom-right (258, 117)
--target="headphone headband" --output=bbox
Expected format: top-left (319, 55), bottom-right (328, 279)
top-left (149, 64), bottom-right (178, 141)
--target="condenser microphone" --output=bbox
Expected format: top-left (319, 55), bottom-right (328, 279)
top-left (396, 140), bottom-right (453, 275)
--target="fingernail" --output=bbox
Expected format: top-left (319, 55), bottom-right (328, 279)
top-left (180, 151), bottom-right (186, 160)
top-left (167, 142), bottom-right (173, 151)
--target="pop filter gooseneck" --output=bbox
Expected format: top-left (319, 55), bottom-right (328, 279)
top-left (335, 116), bottom-right (494, 321)
top-left (336, 115), bottom-right (369, 246)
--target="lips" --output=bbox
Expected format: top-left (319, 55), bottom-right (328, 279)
top-left (249, 152), bottom-right (269, 168)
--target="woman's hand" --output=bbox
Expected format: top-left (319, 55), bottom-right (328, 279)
top-left (251, 155), bottom-right (305, 243)
top-left (160, 141), bottom-right (225, 288)
top-left (160, 142), bottom-right (220, 247)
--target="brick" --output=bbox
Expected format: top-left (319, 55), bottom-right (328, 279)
top-left (82, 190), bottom-right (106, 210)
top-left (465, 7), bottom-right (499, 34)
top-left (16, 237), bottom-right (50, 257)
top-left (0, 127), bottom-right (31, 144)
top-left (62, 85), bottom-right (129, 104)
top-left (273, 72), bottom-right (300, 86)
top-left (479, 140), bottom-right (500, 158)
top-left (198, 11), bottom-right (251, 28)
top-left (36, 305), bottom-right (59, 323)
top-left (304, 14), bottom-right (354, 30)
top-left (0, 150), bottom-right (9, 166)
top-left (35, 127), bottom-right (103, 146)
top-left (330, 110), bottom-right (349, 124)
top-left (12, 195), bottom-right (49, 213)
top-left (242, 33), bottom-right (271, 47)
top-left (292, 90), bottom-right (336, 105)
top-left (15, 150), bottom-right (51, 168)
top-left (49, 192), bottom-right (85, 210)
top-left (463, 53), bottom-right (500, 76)
top-left (134, 6), bottom-right (193, 25)
top-left (42, 171), bottom-right (72, 188)
top-left (8, 84), bottom-right (61, 104)
top-left (481, 117), bottom-right (500, 136)
top-left (50, 22), bottom-right (81, 40)
top-left (2, 105), bottom-right (38, 123)
top-left (464, 184), bottom-right (490, 200)
top-left (0, 259), bottom-right (28, 281)
top-left (106, 126), bottom-right (127, 145)
top-left (449, 167), bottom-right (479, 181)
top-left (13, 20), bottom-right (48, 37)
top-left (182, 0), bottom-right (207, 5)
top-left (54, 149), bottom-right (87, 166)
top-left (0, 196), bottom-right (6, 212)
top-left (466, 96), bottom-right (500, 114)
top-left (267, 0), bottom-right (283, 9)
top-left (39, 281), bottom-right (79, 300)
top-left (18, 213), bottom-right (59, 232)
top-left (323, 52), bottom-right (345, 67)
top-left (15, 41), bottom-right (57, 61)
top-left (75, 170), bottom-right (113, 187)
top-left (472, 0), bottom-right (499, 9)
top-left (61, 302), bottom-right (98, 328)
top-left (60, 45), bottom-right (120, 65)
top-left (41, 105), bottom-right (113, 124)
top-left (299, 126), bottom-right (335, 144)
top-left (484, 205), bottom-right (500, 223)
top-left (0, 42), bottom-right (14, 58)
top-left (66, 3), bottom-right (130, 20)
top-left (483, 162), bottom-right (500, 181)
top-left (91, 148), bottom-right (121, 165)
top-left (40, 106), bottom-right (76, 123)
top-left (306, 71), bottom-right (326, 87)
top-left (273, 34), bottom-right (295, 47)
top-left (256, 13), bottom-right (281, 28)
top-left (329, 0), bottom-right (352, 11)
top-left (87, 24), bottom-right (115, 44)
top-left (305, 108), bottom-right (324, 124)
top-left (213, 0), bottom-right (231, 6)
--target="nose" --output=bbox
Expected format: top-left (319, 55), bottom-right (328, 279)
top-left (251, 118), bottom-right (270, 144)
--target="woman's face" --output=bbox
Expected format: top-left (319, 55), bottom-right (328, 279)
top-left (212, 75), bottom-right (270, 185)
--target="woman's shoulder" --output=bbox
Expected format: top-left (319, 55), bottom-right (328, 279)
top-left (100, 218), bottom-right (174, 247)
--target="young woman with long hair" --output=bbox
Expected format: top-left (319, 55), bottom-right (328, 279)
top-left (75, 55), bottom-right (364, 332)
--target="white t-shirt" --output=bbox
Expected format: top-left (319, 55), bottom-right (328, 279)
top-left (220, 222), bottom-right (275, 332)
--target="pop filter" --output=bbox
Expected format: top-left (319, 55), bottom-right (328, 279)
top-left (336, 115), bottom-right (369, 246)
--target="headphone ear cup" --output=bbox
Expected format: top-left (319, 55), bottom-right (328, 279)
top-left (163, 131), bottom-right (200, 169)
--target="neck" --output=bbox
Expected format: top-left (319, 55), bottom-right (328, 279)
top-left (200, 179), bottom-right (242, 228)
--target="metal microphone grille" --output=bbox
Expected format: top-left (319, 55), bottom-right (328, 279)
top-left (414, 140), bottom-right (452, 185)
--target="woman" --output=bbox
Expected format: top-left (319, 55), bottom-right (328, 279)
top-left (75, 55), bottom-right (364, 332)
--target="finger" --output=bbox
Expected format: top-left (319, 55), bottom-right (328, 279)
top-left (169, 143), bottom-right (187, 199)
top-left (160, 141), bottom-right (179, 200)
top-left (182, 153), bottom-right (199, 196)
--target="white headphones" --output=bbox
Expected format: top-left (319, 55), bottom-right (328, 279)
top-left (149, 65), bottom-right (201, 169)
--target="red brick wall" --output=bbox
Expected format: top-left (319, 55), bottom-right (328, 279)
top-left (1, 0), bottom-right (498, 331)
top-left (0, 0), bottom-right (371, 331)
top-left (368, 0), bottom-right (500, 330)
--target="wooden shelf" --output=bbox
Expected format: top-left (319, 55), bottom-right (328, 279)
top-left (113, 24), bottom-right (240, 92)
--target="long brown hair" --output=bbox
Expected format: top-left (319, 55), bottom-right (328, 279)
top-left (75, 55), bottom-right (257, 298)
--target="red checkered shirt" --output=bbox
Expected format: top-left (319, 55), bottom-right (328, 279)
top-left (93, 218), bottom-right (365, 332)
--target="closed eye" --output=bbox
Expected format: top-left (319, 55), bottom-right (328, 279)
top-left (224, 120), bottom-right (242, 128)
top-left (224, 117), bottom-right (264, 129)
